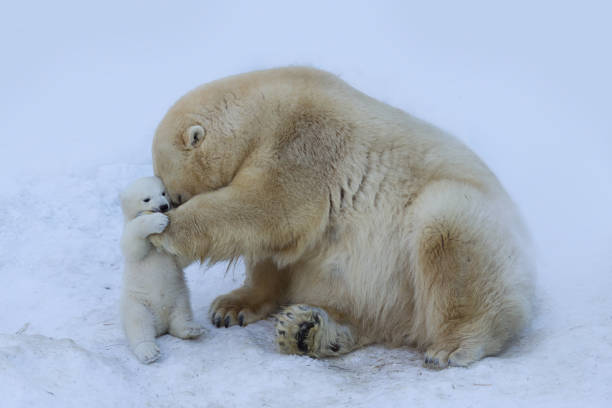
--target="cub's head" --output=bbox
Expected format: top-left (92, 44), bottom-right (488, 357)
top-left (120, 176), bottom-right (170, 221)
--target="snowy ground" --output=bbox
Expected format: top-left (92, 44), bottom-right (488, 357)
top-left (1, 1), bottom-right (611, 407)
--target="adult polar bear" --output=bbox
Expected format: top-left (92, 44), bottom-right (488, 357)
top-left (151, 67), bottom-right (533, 368)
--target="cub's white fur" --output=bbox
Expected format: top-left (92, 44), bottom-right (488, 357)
top-left (119, 176), bottom-right (202, 364)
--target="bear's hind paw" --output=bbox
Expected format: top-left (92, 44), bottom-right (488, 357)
top-left (275, 304), bottom-right (356, 358)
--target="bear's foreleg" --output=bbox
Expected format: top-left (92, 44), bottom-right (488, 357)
top-left (150, 176), bottom-right (328, 266)
top-left (210, 258), bottom-right (288, 328)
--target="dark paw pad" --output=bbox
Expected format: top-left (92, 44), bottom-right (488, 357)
top-left (296, 321), bottom-right (315, 353)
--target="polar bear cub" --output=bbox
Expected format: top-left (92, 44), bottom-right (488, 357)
top-left (119, 176), bottom-right (203, 363)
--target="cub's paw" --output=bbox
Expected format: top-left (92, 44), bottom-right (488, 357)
top-left (142, 213), bottom-right (169, 235)
top-left (171, 322), bottom-right (204, 339)
top-left (133, 341), bottom-right (161, 364)
top-left (275, 304), bottom-right (351, 358)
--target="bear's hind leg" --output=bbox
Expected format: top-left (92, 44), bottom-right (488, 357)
top-left (417, 220), bottom-right (492, 369)
top-left (274, 304), bottom-right (366, 358)
top-left (411, 182), bottom-right (529, 369)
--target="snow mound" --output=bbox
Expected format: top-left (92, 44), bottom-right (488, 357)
top-left (0, 334), bottom-right (132, 408)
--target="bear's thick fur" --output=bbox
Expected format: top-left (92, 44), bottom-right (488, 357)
top-left (120, 176), bottom-right (202, 364)
top-left (151, 67), bottom-right (534, 368)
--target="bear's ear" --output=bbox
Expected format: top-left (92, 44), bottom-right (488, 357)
top-left (183, 125), bottom-right (206, 149)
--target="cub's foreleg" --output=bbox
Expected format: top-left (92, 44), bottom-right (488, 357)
top-left (121, 213), bottom-right (168, 262)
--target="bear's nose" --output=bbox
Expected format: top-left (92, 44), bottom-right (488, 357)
top-left (160, 204), bottom-right (169, 213)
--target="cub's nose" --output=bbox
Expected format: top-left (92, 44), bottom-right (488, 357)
top-left (160, 204), bottom-right (169, 213)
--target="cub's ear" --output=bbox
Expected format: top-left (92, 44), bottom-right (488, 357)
top-left (183, 125), bottom-right (206, 148)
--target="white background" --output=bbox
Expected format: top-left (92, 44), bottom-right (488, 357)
top-left (1, 1), bottom-right (611, 407)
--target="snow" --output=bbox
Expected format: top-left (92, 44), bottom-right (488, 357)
top-left (1, 1), bottom-right (611, 407)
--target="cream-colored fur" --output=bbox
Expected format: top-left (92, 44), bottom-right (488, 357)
top-left (150, 67), bottom-right (534, 368)
top-left (120, 177), bottom-right (202, 364)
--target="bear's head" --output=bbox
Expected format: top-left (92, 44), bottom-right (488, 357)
top-left (120, 176), bottom-right (170, 221)
top-left (152, 67), bottom-right (342, 207)
top-left (151, 72), bottom-right (280, 207)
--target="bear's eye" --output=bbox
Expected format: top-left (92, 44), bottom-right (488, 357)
top-left (162, 192), bottom-right (166, 196)
top-left (143, 198), bottom-right (150, 203)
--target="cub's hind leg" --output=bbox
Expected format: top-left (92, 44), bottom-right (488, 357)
top-left (121, 298), bottom-right (160, 364)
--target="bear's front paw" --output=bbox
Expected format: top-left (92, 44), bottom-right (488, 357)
top-left (149, 233), bottom-right (164, 249)
top-left (149, 232), bottom-right (180, 256)
top-left (133, 341), bottom-right (161, 364)
top-left (141, 213), bottom-right (169, 235)
top-left (210, 288), bottom-right (277, 328)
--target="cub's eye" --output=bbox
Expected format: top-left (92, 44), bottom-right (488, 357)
top-left (143, 198), bottom-right (150, 203)
top-left (162, 192), bottom-right (166, 196)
